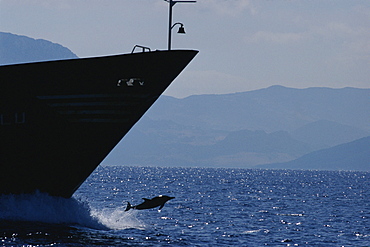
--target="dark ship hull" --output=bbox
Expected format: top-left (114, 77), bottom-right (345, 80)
top-left (0, 50), bottom-right (198, 198)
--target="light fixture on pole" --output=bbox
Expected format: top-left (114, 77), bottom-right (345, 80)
top-left (176, 23), bottom-right (186, 34)
top-left (172, 22), bottom-right (186, 34)
top-left (165, 0), bottom-right (196, 50)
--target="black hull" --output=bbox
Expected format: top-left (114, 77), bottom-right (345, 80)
top-left (0, 50), bottom-right (197, 197)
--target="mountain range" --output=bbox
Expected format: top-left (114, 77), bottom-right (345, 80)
top-left (104, 88), bottom-right (369, 170)
top-left (257, 136), bottom-right (370, 171)
top-left (145, 86), bottom-right (369, 133)
top-left (1, 31), bottom-right (369, 171)
top-left (0, 32), bottom-right (77, 65)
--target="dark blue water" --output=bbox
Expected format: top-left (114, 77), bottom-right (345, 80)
top-left (1, 166), bottom-right (369, 246)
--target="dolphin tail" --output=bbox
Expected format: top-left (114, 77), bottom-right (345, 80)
top-left (125, 202), bottom-right (132, 211)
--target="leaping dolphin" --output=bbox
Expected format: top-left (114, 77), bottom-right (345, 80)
top-left (125, 195), bottom-right (175, 211)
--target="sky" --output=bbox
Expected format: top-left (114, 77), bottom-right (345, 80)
top-left (1, 0), bottom-right (369, 98)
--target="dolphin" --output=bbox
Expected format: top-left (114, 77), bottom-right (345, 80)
top-left (125, 195), bottom-right (175, 211)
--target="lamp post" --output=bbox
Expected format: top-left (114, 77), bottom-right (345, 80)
top-left (165, 0), bottom-right (196, 50)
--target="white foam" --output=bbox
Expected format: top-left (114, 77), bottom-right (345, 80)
top-left (0, 192), bottom-right (104, 229)
top-left (242, 229), bottom-right (270, 234)
top-left (91, 207), bottom-right (146, 230)
top-left (0, 192), bottom-right (144, 230)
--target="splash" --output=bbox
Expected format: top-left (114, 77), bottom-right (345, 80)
top-left (0, 192), bottom-right (144, 230)
top-left (0, 192), bottom-right (105, 229)
top-left (91, 207), bottom-right (145, 230)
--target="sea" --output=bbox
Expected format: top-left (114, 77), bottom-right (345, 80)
top-left (0, 166), bottom-right (369, 246)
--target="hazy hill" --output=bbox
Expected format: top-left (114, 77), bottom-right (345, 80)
top-left (291, 120), bottom-right (369, 149)
top-left (104, 126), bottom-right (315, 167)
top-left (146, 86), bottom-right (370, 133)
top-left (104, 86), bottom-right (369, 168)
top-left (0, 32), bottom-right (77, 65)
top-left (256, 136), bottom-right (370, 171)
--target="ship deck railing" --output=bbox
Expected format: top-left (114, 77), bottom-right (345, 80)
top-left (131, 45), bottom-right (151, 53)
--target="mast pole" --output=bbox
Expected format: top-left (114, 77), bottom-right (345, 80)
top-left (166, 0), bottom-right (196, 51)
top-left (168, 0), bottom-right (174, 50)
